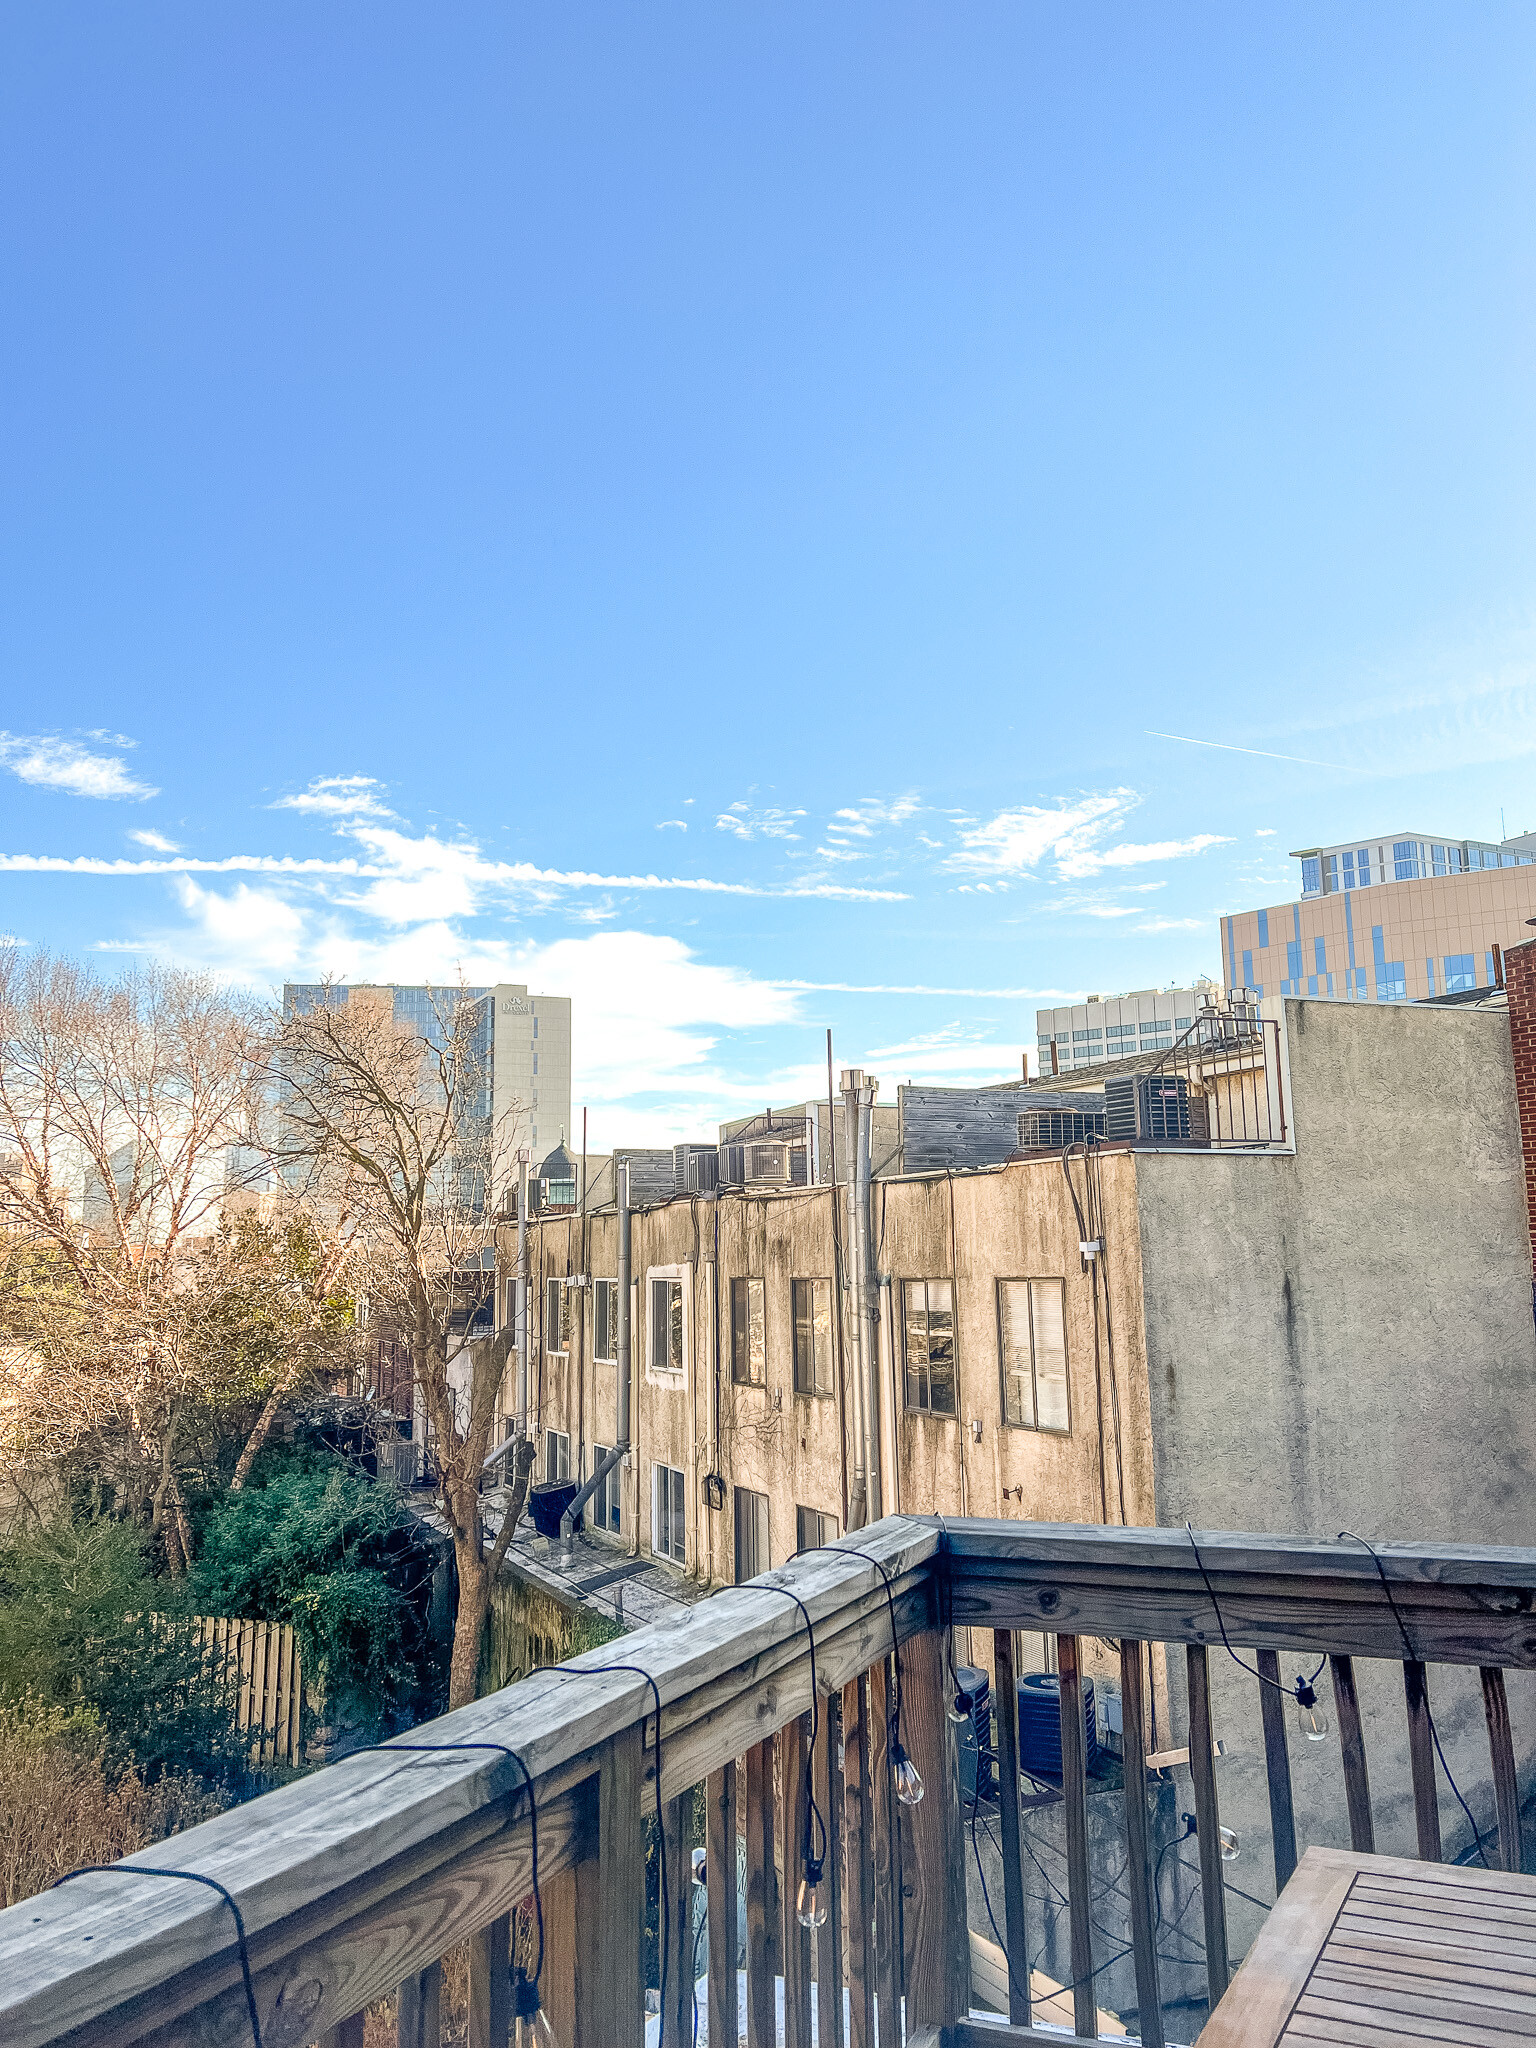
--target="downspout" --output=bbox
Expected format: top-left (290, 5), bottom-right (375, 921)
top-left (515, 1150), bottom-right (530, 1435)
top-left (559, 1159), bottom-right (631, 1556)
top-left (841, 1067), bottom-right (881, 1525)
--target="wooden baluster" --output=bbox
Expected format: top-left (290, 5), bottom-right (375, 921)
top-left (866, 1658), bottom-right (899, 2047)
top-left (1186, 1643), bottom-right (1230, 2009)
top-left (990, 1630), bottom-right (1030, 2027)
top-left (779, 1713), bottom-right (814, 2048)
top-left (589, 1725), bottom-right (645, 2048)
top-left (1255, 1649), bottom-right (1298, 1889)
top-left (1057, 1634), bottom-right (1096, 2039)
top-left (743, 1737), bottom-right (777, 2048)
top-left (469, 1914), bottom-right (511, 2048)
top-left (1402, 1660), bottom-right (1443, 1863)
top-left (842, 1675), bottom-right (876, 2048)
top-left (543, 1853), bottom-right (586, 2048)
top-left (706, 1762), bottom-right (739, 2047)
top-left (1329, 1655), bottom-right (1374, 1854)
top-left (1481, 1667), bottom-right (1523, 1874)
top-left (397, 1961), bottom-right (441, 2048)
top-left (1119, 1639), bottom-right (1164, 2048)
top-left (814, 1688), bottom-right (846, 2048)
top-left (319, 2017), bottom-right (364, 2048)
top-left (899, 1628), bottom-right (969, 2032)
top-left (666, 1787), bottom-right (697, 2048)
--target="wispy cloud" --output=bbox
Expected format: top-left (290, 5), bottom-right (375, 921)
top-left (1134, 916), bottom-right (1208, 933)
top-left (948, 792), bottom-right (1229, 882)
top-left (0, 732), bottom-right (156, 800)
top-left (715, 802), bottom-right (805, 841)
top-left (129, 828), bottom-right (180, 852)
top-left (1147, 730), bottom-right (1347, 771)
top-left (1072, 834), bottom-right (1230, 875)
top-left (656, 820), bottom-right (687, 831)
top-left (271, 775), bottom-right (394, 818)
top-left (823, 794), bottom-right (921, 843)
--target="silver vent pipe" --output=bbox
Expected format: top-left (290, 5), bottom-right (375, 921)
top-left (840, 1068), bottom-right (880, 1526)
top-left (560, 1159), bottom-right (631, 1557)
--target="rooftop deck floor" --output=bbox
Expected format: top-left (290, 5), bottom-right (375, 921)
top-left (1205, 1846), bottom-right (1536, 2047)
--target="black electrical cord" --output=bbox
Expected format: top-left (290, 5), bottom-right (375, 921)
top-left (1336, 1529), bottom-right (1493, 1869)
top-left (793, 1544), bottom-right (914, 1782)
top-left (338, 1741), bottom-right (545, 2011)
top-left (538, 1663), bottom-right (673, 2036)
top-left (750, 1584), bottom-right (829, 1903)
top-left (51, 1866), bottom-right (263, 2048)
top-left (1184, 1524), bottom-right (1326, 1706)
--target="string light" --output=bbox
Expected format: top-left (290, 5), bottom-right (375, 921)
top-left (1294, 1677), bottom-right (1330, 1741)
top-left (1185, 1524), bottom-right (1329, 1731)
top-left (795, 1544), bottom-right (924, 1807)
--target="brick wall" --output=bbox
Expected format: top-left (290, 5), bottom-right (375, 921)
top-left (1503, 936), bottom-right (1536, 1282)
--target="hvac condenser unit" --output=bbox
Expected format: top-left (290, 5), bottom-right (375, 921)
top-left (1017, 1104), bottom-right (1107, 1149)
top-left (672, 1144), bottom-right (719, 1194)
top-left (717, 1140), bottom-right (808, 1188)
top-left (1104, 1073), bottom-right (1205, 1144)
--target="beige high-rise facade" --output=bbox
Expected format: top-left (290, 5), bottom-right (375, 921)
top-left (1220, 830), bottom-right (1536, 1003)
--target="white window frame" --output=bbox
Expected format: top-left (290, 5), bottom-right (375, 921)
top-left (997, 1277), bottom-right (1071, 1435)
top-left (544, 1428), bottom-right (571, 1483)
top-left (545, 1276), bottom-right (573, 1358)
top-left (592, 1441), bottom-right (623, 1534)
top-left (791, 1277), bottom-right (834, 1398)
top-left (645, 1263), bottom-right (691, 1386)
top-left (652, 1461), bottom-right (687, 1564)
top-left (594, 1278), bottom-right (619, 1365)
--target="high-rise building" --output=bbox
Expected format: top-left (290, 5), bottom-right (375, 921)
top-left (281, 981), bottom-right (572, 1158)
top-left (1034, 982), bottom-right (1219, 1075)
top-left (1219, 830), bottom-right (1536, 1004)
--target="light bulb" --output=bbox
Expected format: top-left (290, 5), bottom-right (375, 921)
top-left (1295, 1678), bottom-right (1330, 1742)
top-left (796, 1872), bottom-right (828, 1929)
top-left (947, 1687), bottom-right (974, 1725)
top-left (892, 1744), bottom-right (925, 1807)
top-left (1219, 1826), bottom-right (1240, 1862)
top-left (691, 1847), bottom-right (708, 1888)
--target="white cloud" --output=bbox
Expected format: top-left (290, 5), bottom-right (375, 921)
top-left (271, 775), bottom-right (393, 818)
top-left (0, 732), bottom-right (156, 800)
top-left (715, 803), bottom-right (805, 841)
top-left (1255, 828), bottom-right (1277, 837)
top-left (824, 794), bottom-right (921, 842)
top-left (1070, 834), bottom-right (1230, 875)
top-left (656, 820), bottom-right (687, 831)
top-left (129, 828), bottom-right (180, 852)
top-left (948, 793), bottom-right (1135, 875)
top-left (1134, 916), bottom-right (1208, 933)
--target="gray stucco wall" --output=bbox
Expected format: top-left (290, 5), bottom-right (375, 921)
top-left (1136, 995), bottom-right (1536, 1898)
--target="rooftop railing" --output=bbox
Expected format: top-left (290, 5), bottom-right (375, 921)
top-left (4, 1517), bottom-right (1533, 2048)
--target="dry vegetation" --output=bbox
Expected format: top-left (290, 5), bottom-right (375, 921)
top-left (0, 1701), bottom-right (226, 1909)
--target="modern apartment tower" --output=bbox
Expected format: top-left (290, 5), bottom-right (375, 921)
top-left (1220, 829), bottom-right (1536, 1003)
top-left (281, 981), bottom-right (572, 1158)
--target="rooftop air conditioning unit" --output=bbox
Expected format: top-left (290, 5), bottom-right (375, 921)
top-left (673, 1144), bottom-right (719, 1194)
top-left (717, 1143), bottom-right (746, 1187)
top-left (1104, 1073), bottom-right (1207, 1144)
top-left (1017, 1103), bottom-right (1107, 1150)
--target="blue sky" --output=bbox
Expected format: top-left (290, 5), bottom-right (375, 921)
top-left (3, 3), bottom-right (1535, 1144)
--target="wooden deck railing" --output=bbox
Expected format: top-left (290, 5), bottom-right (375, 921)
top-left (3, 1517), bottom-right (1533, 2048)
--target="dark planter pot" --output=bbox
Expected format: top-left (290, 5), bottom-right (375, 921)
top-left (528, 1479), bottom-right (580, 1539)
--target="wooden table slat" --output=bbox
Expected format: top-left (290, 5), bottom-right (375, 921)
top-left (1312, 1958), bottom-right (1536, 2024)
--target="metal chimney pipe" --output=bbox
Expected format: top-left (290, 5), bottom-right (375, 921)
top-left (840, 1069), bottom-right (881, 1525)
top-left (559, 1159), bottom-right (632, 1558)
top-left (514, 1148), bottom-right (530, 1436)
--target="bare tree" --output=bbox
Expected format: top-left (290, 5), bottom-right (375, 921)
top-left (0, 951), bottom-right (274, 1560)
top-left (271, 985), bottom-right (533, 1708)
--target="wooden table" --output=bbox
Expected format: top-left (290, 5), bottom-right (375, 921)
top-left (1203, 1845), bottom-right (1536, 2046)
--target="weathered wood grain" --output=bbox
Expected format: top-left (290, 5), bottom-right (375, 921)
top-left (1330, 1656), bottom-right (1375, 1855)
top-left (1196, 1848), bottom-right (1357, 2048)
top-left (1187, 1643), bottom-right (1229, 2008)
top-left (902, 1628), bottom-right (969, 2032)
top-left (396, 1962), bottom-right (440, 2048)
top-left (1482, 1666), bottom-right (1524, 1875)
top-left (742, 1739), bottom-right (776, 2048)
top-left (1401, 1661), bottom-right (1442, 1864)
top-left (1255, 1648), bottom-right (1298, 1891)
top-left (706, 1763), bottom-right (737, 2048)
top-left (1118, 1639), bottom-right (1162, 2048)
top-left (991, 1631), bottom-right (1030, 2029)
top-left (815, 1689), bottom-right (845, 2047)
top-left (468, 1913), bottom-right (509, 2048)
top-left (1057, 1636), bottom-right (1096, 2040)
top-left (842, 1675), bottom-right (875, 2048)
top-left (867, 1657), bottom-right (900, 2047)
top-left (592, 1729), bottom-right (644, 2048)
top-left (663, 1788), bottom-right (695, 2048)
top-left (779, 1716), bottom-right (813, 2048)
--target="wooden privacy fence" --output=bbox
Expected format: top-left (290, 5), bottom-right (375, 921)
top-left (196, 1616), bottom-right (302, 1767)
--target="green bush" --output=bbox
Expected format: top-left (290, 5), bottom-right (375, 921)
top-left (189, 1449), bottom-right (433, 1731)
top-left (0, 1518), bottom-right (243, 1785)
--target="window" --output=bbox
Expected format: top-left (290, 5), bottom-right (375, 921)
top-left (592, 1443), bottom-right (622, 1533)
top-left (544, 1429), bottom-right (570, 1483)
top-left (594, 1279), bottom-right (619, 1364)
top-left (544, 1278), bottom-right (573, 1356)
top-left (1242, 949), bottom-right (1254, 990)
top-left (734, 1486), bottom-right (769, 1582)
top-left (1174, 1016), bottom-right (1192, 1029)
top-left (652, 1463), bottom-right (686, 1563)
top-left (1322, 854), bottom-right (1337, 891)
top-left (1431, 846), bottom-right (1446, 876)
top-left (1286, 939), bottom-right (1303, 982)
top-left (730, 1278), bottom-right (766, 1386)
top-left (902, 1279), bottom-right (955, 1415)
top-left (1257, 909), bottom-right (1270, 947)
top-left (504, 1277), bottom-right (522, 1328)
top-left (1376, 965), bottom-right (1407, 1001)
top-left (649, 1275), bottom-right (684, 1377)
top-left (1313, 936), bottom-right (1327, 976)
top-left (1444, 953), bottom-right (1477, 994)
top-left (998, 1280), bottom-right (1070, 1433)
top-left (1356, 848), bottom-right (1372, 886)
top-left (1447, 846), bottom-right (1464, 873)
top-left (1302, 856), bottom-right (1322, 895)
top-left (792, 1278), bottom-right (834, 1397)
top-left (1393, 840), bottom-right (1422, 881)
top-left (796, 1505), bottom-right (838, 1555)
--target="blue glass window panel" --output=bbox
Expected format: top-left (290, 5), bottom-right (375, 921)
top-left (1357, 848), bottom-right (1372, 884)
top-left (1286, 940), bottom-right (1303, 980)
top-left (1487, 950), bottom-right (1497, 986)
top-left (1242, 950), bottom-right (1254, 989)
top-left (1313, 936), bottom-right (1327, 974)
top-left (1342, 850), bottom-right (1355, 887)
top-left (1444, 955), bottom-right (1475, 993)
top-left (1371, 925), bottom-right (1387, 968)
top-left (1375, 963), bottom-right (1406, 1001)
top-left (1308, 975), bottom-right (1319, 994)
top-left (1257, 908), bottom-right (1270, 948)
top-left (1301, 859), bottom-right (1321, 896)
top-left (1431, 846), bottom-right (1446, 876)
top-left (1392, 841), bottom-right (1420, 880)
top-left (1425, 958), bottom-right (1436, 996)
